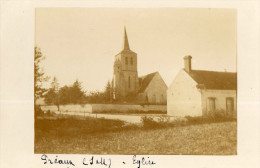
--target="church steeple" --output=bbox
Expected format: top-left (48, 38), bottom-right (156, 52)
top-left (123, 27), bottom-right (130, 50)
top-left (113, 26), bottom-right (138, 100)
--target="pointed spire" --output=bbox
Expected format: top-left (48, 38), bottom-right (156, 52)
top-left (123, 26), bottom-right (130, 50)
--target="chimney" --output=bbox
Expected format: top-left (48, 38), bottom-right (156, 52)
top-left (184, 55), bottom-right (192, 72)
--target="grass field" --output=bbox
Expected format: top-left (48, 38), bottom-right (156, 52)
top-left (35, 117), bottom-right (236, 155)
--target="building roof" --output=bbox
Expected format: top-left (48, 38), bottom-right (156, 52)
top-left (186, 70), bottom-right (237, 90)
top-left (123, 27), bottom-right (130, 50)
top-left (138, 72), bottom-right (158, 93)
top-left (115, 27), bottom-right (137, 55)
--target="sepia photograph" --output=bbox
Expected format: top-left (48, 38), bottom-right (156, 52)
top-left (34, 8), bottom-right (237, 155)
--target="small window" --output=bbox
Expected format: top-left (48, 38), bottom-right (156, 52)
top-left (125, 57), bottom-right (128, 65)
top-left (130, 57), bottom-right (133, 65)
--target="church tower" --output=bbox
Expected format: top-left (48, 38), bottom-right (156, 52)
top-left (112, 27), bottom-right (139, 100)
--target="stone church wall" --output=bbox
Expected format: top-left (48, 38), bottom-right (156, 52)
top-left (40, 104), bottom-right (166, 113)
top-left (144, 73), bottom-right (168, 104)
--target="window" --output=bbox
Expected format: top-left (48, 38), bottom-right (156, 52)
top-left (128, 76), bottom-right (130, 88)
top-left (130, 57), bottom-right (133, 65)
top-left (226, 97), bottom-right (234, 114)
top-left (208, 97), bottom-right (216, 112)
top-left (125, 57), bottom-right (128, 65)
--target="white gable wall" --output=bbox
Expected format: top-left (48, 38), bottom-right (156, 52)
top-left (167, 69), bottom-right (202, 117)
top-left (144, 73), bottom-right (168, 104)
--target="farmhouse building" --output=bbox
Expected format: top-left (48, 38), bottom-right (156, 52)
top-left (111, 27), bottom-right (167, 104)
top-left (167, 56), bottom-right (237, 117)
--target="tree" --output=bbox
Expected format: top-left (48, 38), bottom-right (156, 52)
top-left (44, 76), bottom-right (59, 105)
top-left (51, 76), bottom-right (59, 91)
top-left (34, 47), bottom-right (49, 111)
top-left (104, 80), bottom-right (112, 102)
top-left (70, 79), bottom-right (85, 104)
top-left (44, 88), bottom-right (56, 105)
top-left (87, 90), bottom-right (105, 103)
top-left (56, 80), bottom-right (86, 105)
top-left (58, 85), bottom-right (71, 105)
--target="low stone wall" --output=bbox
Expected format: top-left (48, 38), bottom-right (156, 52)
top-left (41, 104), bottom-right (92, 113)
top-left (40, 104), bottom-right (166, 113)
top-left (91, 104), bottom-right (166, 112)
top-left (41, 105), bottom-right (59, 112)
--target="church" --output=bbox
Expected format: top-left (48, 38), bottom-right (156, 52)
top-left (111, 27), bottom-right (168, 104)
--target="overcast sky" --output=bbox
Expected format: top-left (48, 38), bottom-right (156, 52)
top-left (35, 8), bottom-right (236, 92)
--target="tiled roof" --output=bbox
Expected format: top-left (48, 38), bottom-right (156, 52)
top-left (138, 72), bottom-right (158, 93)
top-left (186, 70), bottom-right (237, 90)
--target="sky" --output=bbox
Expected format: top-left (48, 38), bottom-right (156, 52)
top-left (35, 8), bottom-right (237, 92)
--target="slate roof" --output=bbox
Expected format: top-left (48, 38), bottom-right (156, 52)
top-left (186, 69), bottom-right (237, 90)
top-left (115, 27), bottom-right (137, 56)
top-left (138, 72), bottom-right (158, 93)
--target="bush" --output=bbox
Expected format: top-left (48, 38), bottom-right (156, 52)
top-left (157, 115), bottom-right (170, 123)
top-left (185, 110), bottom-right (235, 124)
top-left (141, 115), bottom-right (173, 129)
top-left (35, 105), bottom-right (44, 117)
top-left (171, 118), bottom-right (188, 127)
top-left (207, 109), bottom-right (235, 122)
top-left (185, 116), bottom-right (206, 125)
top-left (45, 110), bottom-right (53, 117)
top-left (141, 116), bottom-right (162, 129)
